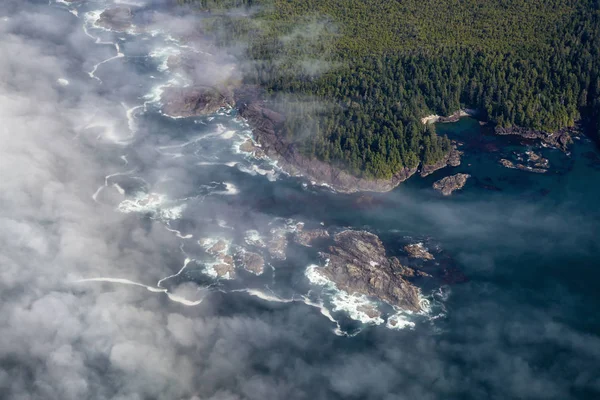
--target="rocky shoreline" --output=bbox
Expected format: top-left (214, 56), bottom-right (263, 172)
top-left (234, 87), bottom-right (424, 193)
top-left (155, 51), bottom-right (577, 193)
top-left (495, 126), bottom-right (574, 152)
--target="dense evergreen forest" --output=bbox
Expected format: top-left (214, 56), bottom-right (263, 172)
top-left (180, 0), bottom-right (600, 179)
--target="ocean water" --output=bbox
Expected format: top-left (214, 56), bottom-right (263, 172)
top-left (32, 1), bottom-right (600, 398)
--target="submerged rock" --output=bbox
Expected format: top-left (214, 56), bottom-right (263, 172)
top-left (161, 86), bottom-right (230, 118)
top-left (313, 230), bottom-right (426, 312)
top-left (404, 243), bottom-right (434, 260)
top-left (97, 6), bottom-right (133, 31)
top-left (433, 173), bottom-right (470, 196)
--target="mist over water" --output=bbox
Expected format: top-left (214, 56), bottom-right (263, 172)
top-left (1, 0), bottom-right (599, 399)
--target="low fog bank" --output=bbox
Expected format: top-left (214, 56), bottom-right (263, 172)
top-left (0, 1), bottom-right (599, 400)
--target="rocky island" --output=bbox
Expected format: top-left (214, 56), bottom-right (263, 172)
top-left (433, 173), bottom-right (470, 196)
top-left (312, 230), bottom-right (429, 312)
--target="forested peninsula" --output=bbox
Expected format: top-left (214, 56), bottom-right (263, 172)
top-left (178, 0), bottom-right (600, 189)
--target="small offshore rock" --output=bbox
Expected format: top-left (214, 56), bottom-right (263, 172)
top-left (433, 173), bottom-right (470, 196)
top-left (404, 243), bottom-right (434, 260)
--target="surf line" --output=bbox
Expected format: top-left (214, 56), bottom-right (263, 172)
top-left (76, 258), bottom-right (204, 306)
top-left (82, 10), bottom-right (125, 82)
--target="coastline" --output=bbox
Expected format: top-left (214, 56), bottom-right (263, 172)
top-left (234, 87), bottom-right (420, 193)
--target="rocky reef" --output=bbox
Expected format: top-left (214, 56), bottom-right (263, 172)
top-left (312, 230), bottom-right (428, 312)
top-left (433, 173), bottom-right (470, 196)
top-left (499, 150), bottom-right (549, 173)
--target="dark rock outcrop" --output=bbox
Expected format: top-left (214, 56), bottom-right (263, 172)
top-left (433, 173), bottom-right (470, 196)
top-left (97, 6), bottom-right (133, 31)
top-left (161, 86), bottom-right (231, 118)
top-left (495, 126), bottom-right (574, 151)
top-left (313, 230), bottom-right (427, 312)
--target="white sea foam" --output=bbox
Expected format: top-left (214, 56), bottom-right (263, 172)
top-left (124, 103), bottom-right (143, 133)
top-left (76, 277), bottom-right (165, 292)
top-left (149, 46), bottom-right (181, 72)
top-left (113, 183), bottom-right (125, 195)
top-left (219, 130), bottom-right (237, 140)
top-left (305, 265), bottom-right (384, 326)
top-left (236, 164), bottom-right (278, 181)
top-left (199, 237), bottom-right (225, 252)
top-left (217, 220), bottom-right (234, 230)
top-left (117, 192), bottom-right (185, 220)
top-left (244, 230), bottom-right (266, 248)
top-left (197, 161), bottom-right (238, 167)
top-left (232, 288), bottom-right (295, 303)
top-left (91, 186), bottom-right (104, 202)
top-left (215, 182), bottom-right (239, 196)
top-left (299, 296), bottom-right (355, 337)
top-left (165, 226), bottom-right (193, 239)
top-left (157, 257), bottom-right (194, 287)
top-left (76, 276), bottom-right (204, 306)
top-left (386, 311), bottom-right (416, 330)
